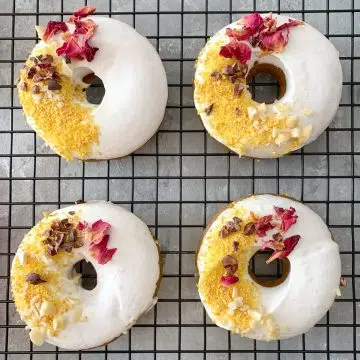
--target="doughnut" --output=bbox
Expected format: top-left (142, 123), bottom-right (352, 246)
top-left (194, 13), bottom-right (342, 158)
top-left (17, 6), bottom-right (168, 160)
top-left (197, 194), bottom-right (341, 340)
top-left (11, 201), bottom-right (161, 349)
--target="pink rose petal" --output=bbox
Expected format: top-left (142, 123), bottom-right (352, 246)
top-left (219, 39), bottom-right (252, 64)
top-left (43, 21), bottom-right (68, 41)
top-left (220, 275), bottom-right (239, 287)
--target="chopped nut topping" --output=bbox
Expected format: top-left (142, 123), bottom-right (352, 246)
top-left (219, 216), bottom-right (242, 238)
top-left (243, 222), bottom-right (255, 235)
top-left (31, 85), bottom-right (40, 94)
top-left (222, 255), bottom-right (238, 275)
top-left (210, 71), bottom-right (222, 81)
top-left (235, 107), bottom-right (241, 115)
top-left (25, 273), bottom-right (46, 285)
top-left (234, 84), bottom-right (244, 98)
top-left (47, 79), bottom-right (61, 91)
top-left (204, 103), bottom-right (214, 115)
top-left (233, 241), bottom-right (239, 251)
top-left (43, 218), bottom-right (84, 256)
top-left (19, 81), bottom-right (27, 91)
top-left (32, 73), bottom-right (44, 83)
top-left (26, 66), bottom-right (36, 79)
top-left (68, 211), bottom-right (76, 215)
top-left (75, 199), bottom-right (86, 204)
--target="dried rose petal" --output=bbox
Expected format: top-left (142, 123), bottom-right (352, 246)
top-left (220, 275), bottom-right (239, 287)
top-left (43, 20), bottom-right (68, 41)
top-left (255, 215), bottom-right (275, 237)
top-left (238, 13), bottom-right (264, 32)
top-left (274, 206), bottom-right (298, 233)
top-left (89, 220), bottom-right (111, 244)
top-left (75, 199), bottom-right (86, 204)
top-left (77, 221), bottom-right (87, 231)
top-left (265, 234), bottom-right (300, 264)
top-left (219, 39), bottom-right (251, 65)
top-left (71, 5), bottom-right (96, 20)
top-left (281, 235), bottom-right (300, 257)
top-left (89, 234), bottom-right (117, 265)
top-left (259, 30), bottom-right (288, 53)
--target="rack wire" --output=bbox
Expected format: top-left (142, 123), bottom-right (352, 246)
top-left (0, 0), bottom-right (359, 359)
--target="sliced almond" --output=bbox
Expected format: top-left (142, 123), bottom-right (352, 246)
top-left (303, 107), bottom-right (313, 116)
top-left (301, 124), bottom-right (313, 140)
top-left (286, 115), bottom-right (299, 129)
top-left (39, 301), bottom-right (55, 317)
top-left (271, 128), bottom-right (278, 138)
top-left (290, 127), bottom-right (301, 138)
top-left (247, 106), bottom-right (258, 122)
top-left (275, 132), bottom-right (290, 146)
top-left (53, 315), bottom-right (64, 332)
top-left (29, 327), bottom-right (46, 346)
top-left (232, 287), bottom-right (239, 299)
top-left (247, 309), bottom-right (262, 322)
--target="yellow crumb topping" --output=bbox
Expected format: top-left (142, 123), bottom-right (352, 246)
top-left (11, 211), bottom-right (81, 337)
top-left (18, 46), bottom-right (99, 160)
top-left (194, 39), bottom-right (305, 155)
top-left (198, 206), bottom-right (259, 334)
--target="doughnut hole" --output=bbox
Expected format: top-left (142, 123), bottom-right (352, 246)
top-left (73, 259), bottom-right (97, 290)
top-left (246, 62), bottom-right (286, 104)
top-left (248, 250), bottom-right (290, 288)
top-left (85, 74), bottom-right (105, 105)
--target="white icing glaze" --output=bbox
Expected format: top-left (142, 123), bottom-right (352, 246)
top-left (25, 16), bottom-right (168, 160)
top-left (194, 14), bottom-right (342, 158)
top-left (197, 194), bottom-right (341, 340)
top-left (13, 201), bottom-right (160, 350)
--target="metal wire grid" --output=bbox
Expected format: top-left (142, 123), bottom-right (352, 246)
top-left (0, 0), bottom-right (359, 359)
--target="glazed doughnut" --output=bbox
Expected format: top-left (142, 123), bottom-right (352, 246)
top-left (194, 13), bottom-right (342, 158)
top-left (17, 6), bottom-right (168, 160)
top-left (197, 194), bottom-right (341, 340)
top-left (11, 201), bottom-right (161, 350)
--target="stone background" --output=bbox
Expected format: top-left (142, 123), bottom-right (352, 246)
top-left (0, 0), bottom-right (359, 359)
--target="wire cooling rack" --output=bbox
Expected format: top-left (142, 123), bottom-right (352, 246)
top-left (0, 0), bottom-right (359, 359)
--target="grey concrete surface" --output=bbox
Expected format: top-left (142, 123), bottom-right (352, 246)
top-left (0, 0), bottom-right (358, 359)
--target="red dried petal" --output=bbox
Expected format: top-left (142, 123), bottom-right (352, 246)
top-left (280, 235), bottom-right (300, 258)
top-left (220, 275), bottom-right (239, 287)
top-left (276, 18), bottom-right (303, 32)
top-left (89, 234), bottom-right (117, 265)
top-left (73, 18), bottom-right (97, 41)
top-left (274, 206), bottom-right (298, 233)
top-left (261, 239), bottom-right (284, 251)
top-left (87, 220), bottom-right (117, 265)
top-left (260, 30), bottom-right (288, 52)
top-left (77, 221), bottom-right (87, 231)
top-left (56, 38), bottom-right (98, 62)
top-left (226, 27), bottom-right (253, 41)
top-left (219, 39), bottom-right (251, 64)
top-left (90, 220), bottom-right (111, 244)
top-left (71, 5), bottom-right (96, 20)
top-left (43, 21), bottom-right (68, 41)
top-left (238, 13), bottom-right (264, 32)
top-left (255, 215), bottom-right (275, 237)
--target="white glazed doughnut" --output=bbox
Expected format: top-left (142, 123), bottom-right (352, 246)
top-left (197, 194), bottom-right (341, 340)
top-left (17, 6), bottom-right (168, 160)
top-left (194, 13), bottom-right (342, 158)
top-left (11, 201), bottom-right (161, 350)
